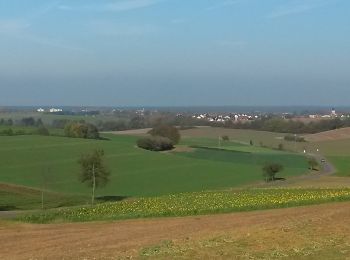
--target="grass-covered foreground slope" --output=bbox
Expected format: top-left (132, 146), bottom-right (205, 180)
top-left (0, 134), bottom-right (308, 199)
top-left (314, 139), bottom-right (350, 177)
top-left (0, 183), bottom-right (89, 210)
top-left (19, 188), bottom-right (350, 223)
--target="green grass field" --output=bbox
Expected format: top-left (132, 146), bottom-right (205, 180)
top-left (0, 132), bottom-right (308, 202)
top-left (0, 183), bottom-right (89, 210)
top-left (313, 139), bottom-right (350, 177)
top-left (181, 127), bottom-right (350, 177)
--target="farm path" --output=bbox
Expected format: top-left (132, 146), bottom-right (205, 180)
top-left (314, 154), bottom-right (337, 175)
top-left (1, 201), bottom-right (350, 259)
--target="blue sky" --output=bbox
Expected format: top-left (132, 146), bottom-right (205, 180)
top-left (0, 0), bottom-right (349, 106)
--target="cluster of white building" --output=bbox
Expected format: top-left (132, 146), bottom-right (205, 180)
top-left (37, 108), bottom-right (63, 113)
top-left (192, 113), bottom-right (259, 123)
top-left (309, 108), bottom-right (350, 119)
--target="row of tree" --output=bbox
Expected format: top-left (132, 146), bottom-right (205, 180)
top-left (0, 117), bottom-right (44, 127)
top-left (0, 126), bottom-right (50, 136)
top-left (222, 118), bottom-right (350, 134)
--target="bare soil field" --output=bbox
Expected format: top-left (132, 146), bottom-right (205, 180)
top-left (283, 175), bottom-right (350, 188)
top-left (1, 202), bottom-right (350, 259)
top-left (306, 127), bottom-right (350, 142)
top-left (103, 128), bottom-right (152, 136)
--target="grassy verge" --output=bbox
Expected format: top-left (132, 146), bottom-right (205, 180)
top-left (0, 183), bottom-right (90, 210)
top-left (327, 156), bottom-right (350, 177)
top-left (18, 188), bottom-right (350, 223)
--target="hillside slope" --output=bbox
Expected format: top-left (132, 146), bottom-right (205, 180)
top-left (306, 127), bottom-right (350, 142)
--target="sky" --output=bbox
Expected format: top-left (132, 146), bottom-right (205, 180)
top-left (0, 0), bottom-right (349, 107)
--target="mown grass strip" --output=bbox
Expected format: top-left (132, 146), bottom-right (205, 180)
top-left (18, 188), bottom-right (350, 223)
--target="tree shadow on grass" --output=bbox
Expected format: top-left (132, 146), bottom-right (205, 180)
top-left (96, 196), bottom-right (129, 203)
top-left (99, 137), bottom-right (111, 141)
top-left (0, 205), bottom-right (17, 211)
top-left (274, 177), bottom-right (286, 181)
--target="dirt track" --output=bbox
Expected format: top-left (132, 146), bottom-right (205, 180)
top-left (1, 202), bottom-right (350, 259)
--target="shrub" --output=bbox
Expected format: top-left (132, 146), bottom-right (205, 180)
top-left (221, 135), bottom-right (229, 141)
top-left (14, 130), bottom-right (26, 135)
top-left (137, 136), bottom-right (174, 151)
top-left (52, 119), bottom-right (71, 129)
top-left (149, 125), bottom-right (181, 144)
top-left (278, 143), bottom-right (284, 150)
top-left (64, 122), bottom-right (99, 139)
top-left (307, 157), bottom-right (319, 171)
top-left (0, 128), bottom-right (14, 136)
top-left (21, 117), bottom-right (36, 126)
top-left (37, 126), bottom-right (50, 136)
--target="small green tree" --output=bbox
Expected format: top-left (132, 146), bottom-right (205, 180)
top-left (262, 163), bottom-right (284, 182)
top-left (78, 149), bottom-right (110, 205)
top-left (278, 143), bottom-right (284, 151)
top-left (37, 126), bottom-right (50, 136)
top-left (307, 157), bottom-right (319, 171)
top-left (221, 135), bottom-right (230, 141)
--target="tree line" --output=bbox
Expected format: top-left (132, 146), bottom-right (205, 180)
top-left (0, 117), bottom-right (100, 139)
top-left (221, 117), bottom-right (350, 134)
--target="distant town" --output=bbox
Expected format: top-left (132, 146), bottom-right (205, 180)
top-left (33, 106), bottom-right (350, 123)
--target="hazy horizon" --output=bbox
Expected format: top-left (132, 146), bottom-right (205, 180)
top-left (1, 0), bottom-right (349, 106)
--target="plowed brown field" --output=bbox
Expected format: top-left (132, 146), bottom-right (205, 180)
top-left (1, 202), bottom-right (350, 259)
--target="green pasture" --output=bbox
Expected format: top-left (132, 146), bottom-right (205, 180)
top-left (181, 137), bottom-right (284, 154)
top-left (181, 127), bottom-right (350, 177)
top-left (0, 133), bottom-right (308, 201)
top-left (181, 127), bottom-right (311, 152)
top-left (313, 139), bottom-right (350, 177)
top-left (0, 187), bottom-right (89, 211)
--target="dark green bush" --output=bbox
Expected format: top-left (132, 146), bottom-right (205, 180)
top-left (0, 128), bottom-right (14, 136)
top-left (64, 122), bottom-right (99, 139)
top-left (37, 126), bottom-right (50, 136)
top-left (137, 136), bottom-right (174, 151)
